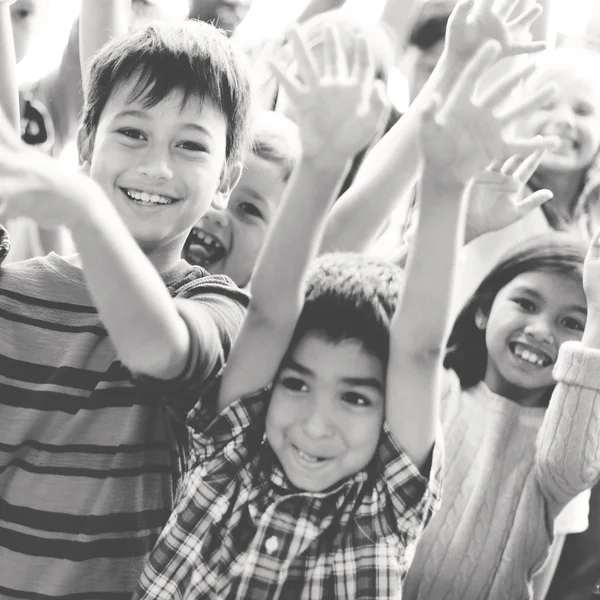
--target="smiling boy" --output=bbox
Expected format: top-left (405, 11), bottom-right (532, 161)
top-left (0, 18), bottom-right (251, 600)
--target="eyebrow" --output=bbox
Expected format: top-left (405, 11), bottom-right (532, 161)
top-left (239, 187), bottom-right (267, 205)
top-left (283, 359), bottom-right (384, 393)
top-left (113, 110), bottom-right (214, 137)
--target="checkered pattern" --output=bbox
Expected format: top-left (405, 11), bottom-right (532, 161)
top-left (134, 384), bottom-right (443, 600)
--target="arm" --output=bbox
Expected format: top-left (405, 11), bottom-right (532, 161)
top-left (80, 0), bottom-right (130, 94)
top-left (536, 236), bottom-right (600, 512)
top-left (386, 41), bottom-right (550, 469)
top-left (0, 1), bottom-right (19, 132)
top-left (217, 27), bottom-right (387, 410)
top-left (320, 0), bottom-right (548, 255)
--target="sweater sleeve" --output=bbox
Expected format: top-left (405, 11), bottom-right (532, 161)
top-left (536, 341), bottom-right (600, 517)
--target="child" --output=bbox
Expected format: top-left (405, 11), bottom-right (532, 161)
top-left (184, 110), bottom-right (301, 288)
top-left (403, 230), bottom-right (600, 599)
top-left (0, 14), bottom-right (251, 600)
top-left (134, 22), bottom-right (550, 600)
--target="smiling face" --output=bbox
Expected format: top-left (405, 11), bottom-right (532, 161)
top-left (185, 153), bottom-right (288, 287)
top-left (266, 332), bottom-right (385, 492)
top-left (480, 270), bottom-right (586, 406)
top-left (9, 0), bottom-right (48, 64)
top-left (84, 76), bottom-right (236, 264)
top-left (519, 64), bottom-right (600, 174)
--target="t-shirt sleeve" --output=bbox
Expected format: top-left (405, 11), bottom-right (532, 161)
top-left (134, 275), bottom-right (249, 421)
top-left (377, 422), bottom-right (444, 540)
top-left (537, 341), bottom-right (600, 518)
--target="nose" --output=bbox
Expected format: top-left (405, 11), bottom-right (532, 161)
top-left (302, 397), bottom-right (335, 439)
top-left (135, 144), bottom-right (174, 180)
top-left (551, 104), bottom-right (576, 132)
top-left (202, 207), bottom-right (230, 229)
top-left (524, 318), bottom-right (556, 344)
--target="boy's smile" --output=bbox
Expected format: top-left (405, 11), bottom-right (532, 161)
top-left (266, 333), bottom-right (385, 492)
top-left (85, 76), bottom-right (235, 267)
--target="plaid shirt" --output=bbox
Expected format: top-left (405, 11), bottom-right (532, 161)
top-left (134, 384), bottom-right (443, 600)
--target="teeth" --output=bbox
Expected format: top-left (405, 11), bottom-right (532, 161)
top-left (296, 447), bottom-right (320, 463)
top-left (194, 231), bottom-right (223, 250)
top-left (125, 189), bottom-right (174, 205)
top-left (513, 344), bottom-right (550, 367)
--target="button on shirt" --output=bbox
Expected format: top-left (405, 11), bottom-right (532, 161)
top-left (134, 384), bottom-right (443, 600)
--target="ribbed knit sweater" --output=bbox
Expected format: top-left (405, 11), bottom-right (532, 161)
top-left (404, 342), bottom-right (600, 600)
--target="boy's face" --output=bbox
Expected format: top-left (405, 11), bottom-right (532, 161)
top-left (84, 78), bottom-right (235, 257)
top-left (266, 332), bottom-right (385, 492)
top-left (10, 0), bottom-right (48, 64)
top-left (185, 153), bottom-right (287, 287)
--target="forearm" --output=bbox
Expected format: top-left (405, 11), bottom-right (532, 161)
top-left (321, 52), bottom-right (466, 254)
top-left (80, 0), bottom-right (130, 92)
top-left (391, 171), bottom-right (469, 356)
top-left (70, 183), bottom-right (190, 380)
top-left (0, 4), bottom-right (19, 131)
top-left (251, 156), bottom-right (350, 323)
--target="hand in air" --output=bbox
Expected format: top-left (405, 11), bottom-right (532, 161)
top-left (465, 148), bottom-right (555, 239)
top-left (418, 40), bottom-right (555, 186)
top-left (0, 106), bottom-right (96, 229)
top-left (446, 0), bottom-right (546, 63)
top-left (269, 25), bottom-right (390, 165)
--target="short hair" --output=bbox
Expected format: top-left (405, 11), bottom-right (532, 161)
top-left (250, 111), bottom-right (301, 183)
top-left (289, 253), bottom-right (404, 366)
top-left (444, 233), bottom-right (586, 396)
top-left (408, 1), bottom-right (455, 51)
top-left (82, 20), bottom-right (253, 166)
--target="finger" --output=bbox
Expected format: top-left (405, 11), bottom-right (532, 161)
top-left (449, 0), bottom-right (476, 24)
top-left (506, 39), bottom-right (547, 55)
top-left (488, 159), bottom-right (505, 172)
top-left (269, 60), bottom-right (304, 103)
top-left (515, 188), bottom-right (553, 214)
top-left (508, 3), bottom-right (542, 32)
top-left (367, 80), bottom-right (392, 133)
top-left (322, 24), bottom-right (336, 78)
top-left (474, 0), bottom-right (496, 14)
top-left (352, 35), bottom-right (375, 87)
top-left (497, 0), bottom-right (523, 20)
top-left (476, 61), bottom-right (536, 110)
top-left (505, 134), bottom-right (547, 155)
top-left (439, 41), bottom-right (501, 121)
top-left (512, 147), bottom-right (545, 181)
top-left (286, 26), bottom-right (320, 89)
top-left (500, 154), bottom-right (525, 175)
top-left (498, 82), bottom-right (556, 123)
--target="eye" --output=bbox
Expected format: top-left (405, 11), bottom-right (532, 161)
top-left (561, 316), bottom-right (585, 332)
top-left (279, 376), bottom-right (308, 393)
top-left (513, 298), bottom-right (536, 312)
top-left (237, 201), bottom-right (264, 220)
top-left (14, 8), bottom-right (32, 20)
top-left (118, 128), bottom-right (145, 141)
top-left (341, 392), bottom-right (371, 407)
top-left (178, 141), bottom-right (207, 152)
top-left (574, 103), bottom-right (594, 117)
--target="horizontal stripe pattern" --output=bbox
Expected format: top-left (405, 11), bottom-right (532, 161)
top-left (0, 254), bottom-right (248, 599)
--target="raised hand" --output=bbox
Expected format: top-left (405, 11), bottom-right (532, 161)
top-left (445, 0), bottom-right (546, 63)
top-left (584, 231), bottom-right (600, 314)
top-left (0, 106), bottom-right (95, 229)
top-left (418, 40), bottom-right (554, 187)
top-left (465, 148), bottom-right (554, 240)
top-left (269, 25), bottom-right (389, 166)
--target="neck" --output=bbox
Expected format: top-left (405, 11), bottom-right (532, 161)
top-left (483, 369), bottom-right (548, 408)
top-left (142, 245), bottom-right (186, 275)
top-left (534, 167), bottom-right (586, 219)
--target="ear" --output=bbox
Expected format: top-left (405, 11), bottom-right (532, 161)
top-left (76, 125), bottom-right (92, 172)
top-left (211, 161), bottom-right (243, 211)
top-left (475, 308), bottom-right (488, 331)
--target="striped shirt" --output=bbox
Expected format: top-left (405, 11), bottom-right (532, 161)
top-left (0, 253), bottom-right (248, 600)
top-left (135, 383), bottom-right (443, 600)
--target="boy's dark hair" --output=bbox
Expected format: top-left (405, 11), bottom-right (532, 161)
top-left (444, 233), bottom-right (586, 397)
top-left (82, 20), bottom-right (253, 165)
top-left (289, 253), bottom-right (404, 366)
top-left (250, 111), bottom-right (301, 184)
top-left (408, 1), bottom-right (454, 51)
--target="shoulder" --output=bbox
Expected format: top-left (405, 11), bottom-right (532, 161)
top-left (170, 266), bottom-right (249, 305)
